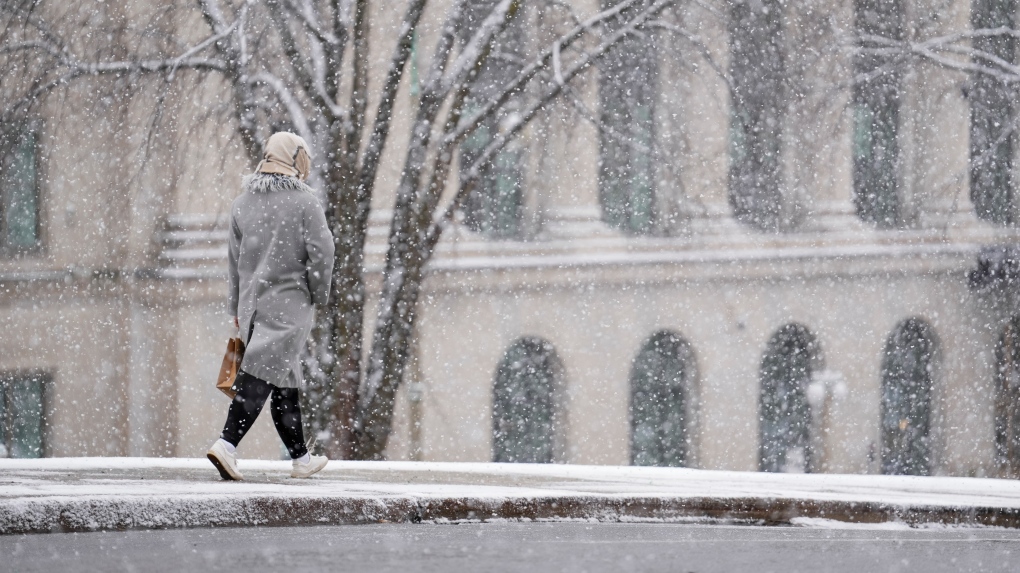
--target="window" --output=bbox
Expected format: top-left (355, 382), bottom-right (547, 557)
top-left (630, 331), bottom-right (694, 467)
top-left (970, 0), bottom-right (1017, 226)
top-left (0, 124), bottom-right (41, 254)
top-left (881, 319), bottom-right (936, 476)
top-left (853, 0), bottom-right (904, 228)
top-left (599, 22), bottom-right (657, 235)
top-left (996, 317), bottom-right (1020, 477)
top-left (459, 1), bottom-right (526, 239)
top-left (461, 120), bottom-right (525, 238)
top-left (0, 372), bottom-right (47, 458)
top-left (492, 338), bottom-right (562, 463)
top-left (729, 0), bottom-right (785, 232)
top-left (759, 324), bottom-right (820, 473)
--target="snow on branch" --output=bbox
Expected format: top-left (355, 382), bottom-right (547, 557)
top-left (444, 0), bottom-right (646, 148)
top-left (251, 71), bottom-right (314, 145)
top-left (0, 1), bottom-right (67, 50)
top-left (417, 0), bottom-right (468, 101)
top-left (198, 0), bottom-right (232, 36)
top-left (0, 55), bottom-right (227, 127)
top-left (0, 39), bottom-right (66, 62)
top-left (856, 28), bottom-right (1020, 84)
top-left (0, 0), bottom-right (271, 124)
top-left (427, 0), bottom-right (678, 247)
top-left (270, 9), bottom-right (333, 117)
top-left (282, 0), bottom-right (342, 46)
top-left (542, 0), bottom-right (583, 28)
top-left (438, 0), bottom-right (518, 97)
top-left (645, 19), bottom-right (734, 96)
top-left (357, 0), bottom-right (429, 201)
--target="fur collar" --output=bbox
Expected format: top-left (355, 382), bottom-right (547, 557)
top-left (242, 173), bottom-right (313, 194)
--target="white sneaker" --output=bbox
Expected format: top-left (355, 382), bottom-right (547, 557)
top-left (207, 440), bottom-right (243, 481)
top-left (291, 454), bottom-right (328, 478)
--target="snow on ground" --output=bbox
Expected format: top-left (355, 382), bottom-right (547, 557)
top-left (3, 458), bottom-right (1019, 508)
top-left (3, 458), bottom-right (1019, 533)
top-left (790, 517), bottom-right (919, 530)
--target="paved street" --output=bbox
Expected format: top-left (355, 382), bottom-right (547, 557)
top-left (4, 522), bottom-right (1019, 573)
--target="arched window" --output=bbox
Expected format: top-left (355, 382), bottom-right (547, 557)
top-left (598, 19), bottom-right (657, 235)
top-left (759, 324), bottom-right (820, 473)
top-left (970, 0), bottom-right (1017, 226)
top-left (881, 318), bottom-right (937, 475)
top-left (492, 337), bottom-right (562, 463)
top-left (853, 0), bottom-right (904, 228)
top-left (459, 1), bottom-right (526, 239)
top-left (729, 0), bottom-right (785, 232)
top-left (630, 331), bottom-right (695, 467)
top-left (996, 317), bottom-right (1020, 477)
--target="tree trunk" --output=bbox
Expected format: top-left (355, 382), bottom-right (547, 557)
top-left (357, 228), bottom-right (427, 460)
top-left (321, 138), bottom-right (367, 459)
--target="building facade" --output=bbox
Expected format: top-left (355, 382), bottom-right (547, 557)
top-left (2, 0), bottom-right (1020, 477)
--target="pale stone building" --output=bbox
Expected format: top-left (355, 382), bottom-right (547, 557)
top-left (2, 0), bottom-right (1020, 478)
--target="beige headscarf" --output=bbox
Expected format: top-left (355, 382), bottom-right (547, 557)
top-left (256, 132), bottom-right (312, 180)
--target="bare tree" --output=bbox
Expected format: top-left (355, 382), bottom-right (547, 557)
top-left (855, 28), bottom-right (1020, 84)
top-left (851, 9), bottom-right (1020, 226)
top-left (1, 0), bottom-right (678, 459)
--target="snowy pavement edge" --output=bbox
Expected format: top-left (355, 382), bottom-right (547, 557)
top-left (6, 459), bottom-right (1020, 534)
top-left (4, 494), bottom-right (1020, 534)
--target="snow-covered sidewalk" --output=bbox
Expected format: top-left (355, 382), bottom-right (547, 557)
top-left (3, 458), bottom-right (1020, 534)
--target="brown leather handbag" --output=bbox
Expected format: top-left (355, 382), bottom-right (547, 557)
top-left (216, 337), bottom-right (245, 399)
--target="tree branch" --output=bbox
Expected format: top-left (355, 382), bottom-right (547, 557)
top-left (356, 0), bottom-right (429, 212)
top-left (282, 0), bottom-right (341, 46)
top-left (444, 0), bottom-right (645, 147)
top-left (437, 0), bottom-right (517, 96)
top-left (330, 0), bottom-right (353, 91)
top-left (270, 4), bottom-right (335, 118)
top-left (1, 39), bottom-right (65, 62)
top-left (1, 55), bottom-right (227, 127)
top-left (645, 19), bottom-right (734, 97)
top-left (427, 0), bottom-right (678, 248)
top-left (345, 0), bottom-right (370, 165)
top-left (856, 28), bottom-right (1020, 84)
top-left (251, 71), bottom-right (315, 144)
top-left (198, 0), bottom-right (230, 35)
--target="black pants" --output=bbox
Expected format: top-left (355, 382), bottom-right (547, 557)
top-left (220, 370), bottom-right (308, 459)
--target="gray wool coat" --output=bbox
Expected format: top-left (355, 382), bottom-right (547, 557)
top-left (227, 173), bottom-right (335, 389)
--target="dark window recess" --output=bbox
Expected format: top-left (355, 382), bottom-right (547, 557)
top-left (492, 338), bottom-right (561, 463)
top-left (630, 332), bottom-right (693, 467)
top-left (0, 125), bottom-right (41, 253)
top-left (458, 1), bottom-right (526, 239)
top-left (0, 372), bottom-right (47, 458)
top-left (598, 19), bottom-right (658, 235)
top-left (729, 0), bottom-right (785, 232)
top-left (970, 0), bottom-right (1018, 226)
top-left (759, 324), bottom-right (817, 473)
top-left (881, 319), bottom-right (936, 476)
top-left (853, 0), bottom-right (904, 228)
top-left (969, 245), bottom-right (1020, 288)
top-left (996, 317), bottom-right (1020, 478)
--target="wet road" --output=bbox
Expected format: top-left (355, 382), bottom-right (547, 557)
top-left (4, 522), bottom-right (1019, 572)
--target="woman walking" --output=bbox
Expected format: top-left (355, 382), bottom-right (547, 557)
top-left (207, 131), bottom-right (335, 480)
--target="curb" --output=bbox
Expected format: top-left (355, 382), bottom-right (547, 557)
top-left (4, 494), bottom-right (1020, 534)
